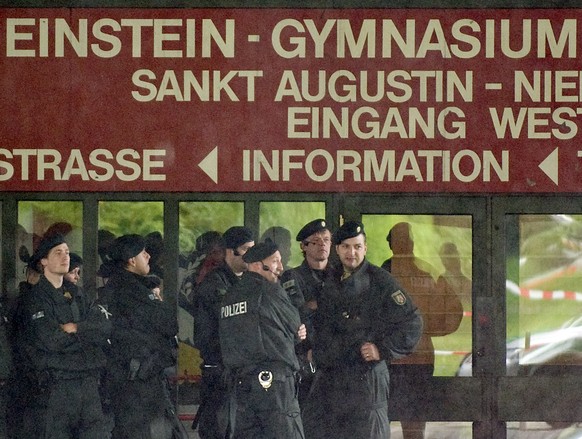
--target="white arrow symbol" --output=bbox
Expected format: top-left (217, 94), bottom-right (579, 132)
top-left (538, 147), bottom-right (558, 186)
top-left (198, 146), bottom-right (218, 184)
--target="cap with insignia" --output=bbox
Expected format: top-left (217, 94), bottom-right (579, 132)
top-left (242, 241), bottom-right (279, 263)
top-left (223, 226), bottom-right (254, 249)
top-left (296, 219), bottom-right (329, 242)
top-left (333, 221), bottom-right (365, 245)
top-left (28, 233), bottom-right (67, 271)
top-left (108, 234), bottom-right (146, 263)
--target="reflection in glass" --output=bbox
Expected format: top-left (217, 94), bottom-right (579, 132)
top-left (363, 214), bottom-right (472, 378)
top-left (98, 201), bottom-right (163, 238)
top-left (507, 215), bottom-right (582, 377)
top-left (362, 214), bottom-right (472, 439)
top-left (259, 201), bottom-right (326, 269)
top-left (17, 201), bottom-right (83, 287)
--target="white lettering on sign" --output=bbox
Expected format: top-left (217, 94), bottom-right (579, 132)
top-left (242, 149), bottom-right (509, 183)
top-left (489, 107), bottom-right (581, 139)
top-left (287, 106), bottom-right (466, 140)
top-left (515, 70), bottom-right (582, 103)
top-left (131, 70), bottom-right (263, 102)
top-left (275, 70), bottom-right (472, 103)
top-left (271, 18), bottom-right (576, 59)
top-left (0, 148), bottom-right (166, 182)
top-left (5, 18), bottom-right (235, 58)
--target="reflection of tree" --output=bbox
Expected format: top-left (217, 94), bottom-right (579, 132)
top-left (520, 220), bottom-right (582, 290)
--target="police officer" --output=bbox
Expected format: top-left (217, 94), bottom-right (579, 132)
top-left (303, 221), bottom-right (423, 439)
top-left (193, 226), bottom-right (254, 438)
top-left (219, 241), bottom-right (307, 439)
top-left (103, 234), bottom-right (181, 439)
top-left (281, 218), bottom-right (333, 405)
top-left (15, 233), bottom-right (111, 438)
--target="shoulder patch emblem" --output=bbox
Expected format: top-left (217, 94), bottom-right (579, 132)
top-left (282, 280), bottom-right (295, 290)
top-left (391, 290), bottom-right (407, 306)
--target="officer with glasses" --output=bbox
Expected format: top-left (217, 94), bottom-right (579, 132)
top-left (281, 219), bottom-right (334, 405)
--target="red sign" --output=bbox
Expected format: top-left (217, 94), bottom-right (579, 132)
top-left (1, 8), bottom-right (581, 193)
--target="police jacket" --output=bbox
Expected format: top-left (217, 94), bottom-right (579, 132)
top-left (17, 276), bottom-right (110, 376)
top-left (281, 260), bottom-right (329, 306)
top-left (219, 271), bottom-right (301, 372)
top-left (313, 259), bottom-right (423, 372)
top-left (281, 260), bottom-right (329, 351)
top-left (106, 268), bottom-right (178, 378)
top-left (193, 263), bottom-right (240, 366)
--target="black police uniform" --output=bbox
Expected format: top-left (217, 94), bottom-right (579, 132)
top-left (280, 260), bottom-right (329, 403)
top-left (4, 279), bottom-right (33, 439)
top-left (16, 275), bottom-right (111, 439)
top-left (303, 259), bottom-right (423, 439)
top-left (105, 267), bottom-right (179, 439)
top-left (219, 271), bottom-right (305, 439)
top-left (193, 262), bottom-right (241, 438)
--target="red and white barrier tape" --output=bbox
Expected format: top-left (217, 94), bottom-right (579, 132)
top-left (435, 350), bottom-right (470, 356)
top-left (506, 280), bottom-right (582, 302)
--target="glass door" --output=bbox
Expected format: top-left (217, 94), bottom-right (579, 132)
top-left (341, 195), bottom-right (486, 438)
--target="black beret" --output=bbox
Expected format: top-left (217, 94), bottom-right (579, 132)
top-left (333, 221), bottom-right (365, 245)
top-left (223, 226), bottom-right (254, 249)
top-left (243, 241), bottom-right (278, 263)
top-left (68, 253), bottom-right (83, 271)
top-left (109, 234), bottom-right (145, 262)
top-left (296, 219), bottom-right (329, 242)
top-left (29, 233), bottom-right (67, 270)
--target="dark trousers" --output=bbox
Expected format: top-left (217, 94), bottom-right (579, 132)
top-left (23, 375), bottom-right (110, 439)
top-left (198, 365), bottom-right (228, 439)
top-left (230, 368), bottom-right (304, 439)
top-left (303, 361), bottom-right (390, 439)
top-left (110, 374), bottom-right (172, 439)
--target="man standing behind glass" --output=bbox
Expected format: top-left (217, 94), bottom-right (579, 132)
top-left (281, 219), bottom-right (332, 405)
top-left (303, 221), bottom-right (423, 439)
top-left (193, 226), bottom-right (254, 438)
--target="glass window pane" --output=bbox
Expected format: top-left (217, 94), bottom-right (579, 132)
top-left (259, 201), bottom-right (326, 269)
top-left (17, 201), bottom-right (83, 286)
top-left (363, 214), bottom-right (472, 377)
top-left (507, 214), bottom-right (582, 377)
top-left (98, 201), bottom-right (164, 238)
top-left (179, 202), bottom-right (244, 256)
